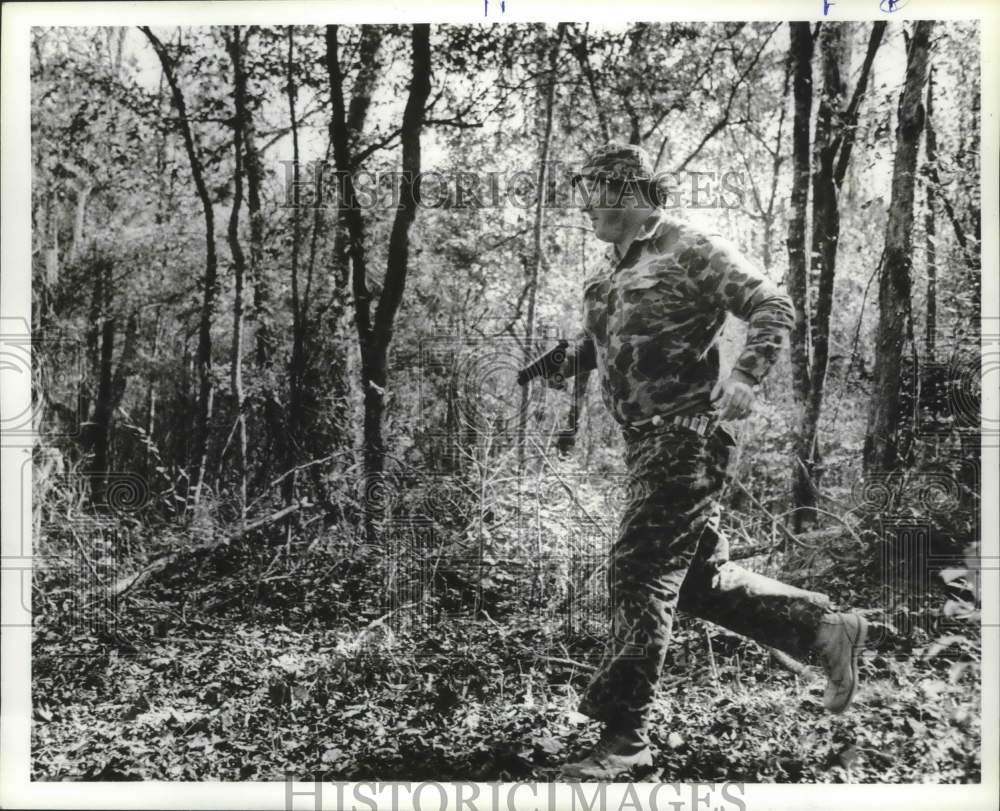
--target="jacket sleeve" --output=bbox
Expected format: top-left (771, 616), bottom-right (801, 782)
top-left (702, 235), bottom-right (795, 385)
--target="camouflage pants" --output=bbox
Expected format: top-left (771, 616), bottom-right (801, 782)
top-left (579, 425), bottom-right (831, 733)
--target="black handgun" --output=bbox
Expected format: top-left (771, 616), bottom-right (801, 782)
top-left (516, 339), bottom-right (570, 387)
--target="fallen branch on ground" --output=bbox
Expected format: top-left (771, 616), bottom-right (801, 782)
top-left (112, 500), bottom-right (310, 599)
top-left (769, 647), bottom-right (816, 680)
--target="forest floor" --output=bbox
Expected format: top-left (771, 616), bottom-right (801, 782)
top-left (31, 560), bottom-right (981, 783)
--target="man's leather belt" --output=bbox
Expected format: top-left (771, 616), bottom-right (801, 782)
top-left (625, 412), bottom-right (717, 438)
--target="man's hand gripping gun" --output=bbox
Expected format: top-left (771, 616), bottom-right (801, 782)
top-left (515, 339), bottom-right (570, 388)
top-left (516, 339), bottom-right (590, 453)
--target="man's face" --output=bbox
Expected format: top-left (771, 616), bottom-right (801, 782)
top-left (578, 179), bottom-right (642, 244)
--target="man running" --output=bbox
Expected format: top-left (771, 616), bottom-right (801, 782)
top-left (546, 142), bottom-right (869, 780)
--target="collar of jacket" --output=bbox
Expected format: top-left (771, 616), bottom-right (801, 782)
top-left (606, 208), bottom-right (666, 265)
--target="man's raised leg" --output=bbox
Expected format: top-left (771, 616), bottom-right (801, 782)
top-left (677, 483), bottom-right (869, 713)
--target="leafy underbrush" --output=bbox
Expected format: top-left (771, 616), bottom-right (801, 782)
top-left (31, 439), bottom-right (982, 783)
top-left (32, 572), bottom-right (980, 783)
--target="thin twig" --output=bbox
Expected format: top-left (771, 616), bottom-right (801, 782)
top-left (731, 478), bottom-right (803, 549)
top-left (827, 250), bottom-right (884, 428)
top-left (526, 435), bottom-right (602, 530)
top-left (705, 628), bottom-right (721, 695)
top-left (769, 647), bottom-right (816, 680)
top-left (247, 453), bottom-right (346, 512)
top-left (541, 655), bottom-right (597, 672)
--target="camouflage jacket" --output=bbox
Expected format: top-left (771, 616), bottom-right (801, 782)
top-left (569, 210), bottom-right (794, 426)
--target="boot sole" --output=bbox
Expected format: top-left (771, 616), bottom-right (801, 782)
top-left (560, 751), bottom-right (653, 779)
top-left (829, 615), bottom-right (869, 713)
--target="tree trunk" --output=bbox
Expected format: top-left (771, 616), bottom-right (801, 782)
top-left (81, 254), bottom-right (107, 474)
top-left (111, 310), bottom-right (140, 411)
top-left (793, 23), bottom-right (846, 526)
top-left (924, 65), bottom-right (937, 362)
top-left (244, 91), bottom-right (270, 368)
top-left (361, 24), bottom-right (432, 538)
top-left (140, 27), bottom-right (219, 506)
top-left (621, 23), bottom-right (647, 146)
top-left (143, 312), bottom-right (161, 482)
top-left (785, 23), bottom-right (814, 522)
top-left (327, 24), bottom-right (375, 526)
top-left (969, 90), bottom-right (981, 263)
top-left (83, 258), bottom-right (139, 508)
top-left (69, 181), bottom-right (92, 263)
top-left (283, 26), bottom-right (306, 511)
top-left (791, 22), bottom-right (884, 526)
top-left (785, 22), bottom-right (814, 408)
top-left (235, 38), bottom-right (264, 321)
top-left (517, 23), bottom-right (565, 471)
top-left (236, 30), bottom-right (283, 483)
top-left (326, 24), bottom-right (428, 541)
top-left (226, 26), bottom-right (249, 523)
top-left (327, 26), bottom-right (382, 470)
top-left (88, 258), bottom-right (116, 483)
top-left (45, 194), bottom-right (59, 287)
top-left (864, 21), bottom-right (934, 473)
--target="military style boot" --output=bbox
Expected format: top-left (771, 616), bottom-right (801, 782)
top-left (814, 612), bottom-right (870, 713)
top-left (560, 726), bottom-right (653, 780)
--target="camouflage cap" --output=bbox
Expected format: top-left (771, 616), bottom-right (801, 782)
top-left (573, 141), bottom-right (656, 184)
